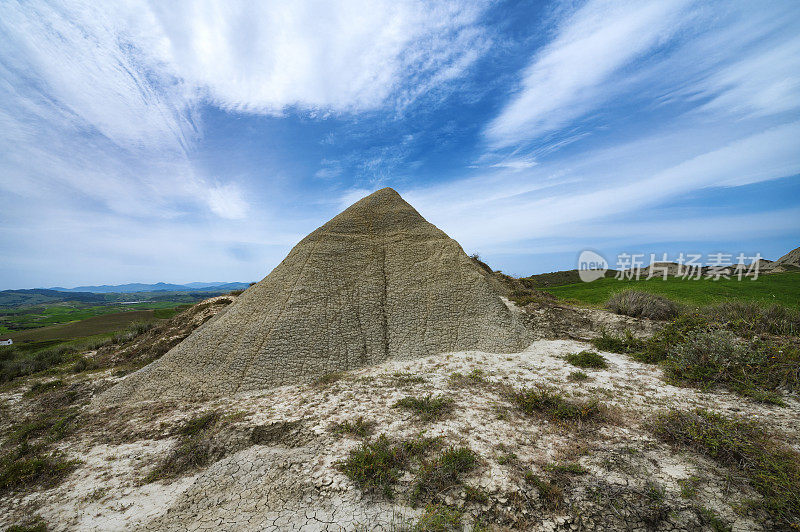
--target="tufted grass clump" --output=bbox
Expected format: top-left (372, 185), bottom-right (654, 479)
top-left (338, 434), bottom-right (438, 498)
top-left (606, 290), bottom-right (682, 320)
top-left (313, 371), bottom-right (346, 386)
top-left (568, 371), bottom-right (589, 382)
top-left (330, 416), bottom-right (375, 438)
top-left (591, 329), bottom-right (646, 356)
top-left (390, 372), bottom-right (426, 385)
top-left (412, 446), bottom-right (478, 503)
top-left (412, 503), bottom-right (463, 531)
top-left (448, 368), bottom-right (486, 387)
top-left (652, 409), bottom-right (800, 528)
top-left (524, 472), bottom-right (563, 510)
top-left (394, 395), bottom-right (454, 422)
top-left (565, 350), bottom-right (608, 369)
top-left (510, 386), bottom-right (604, 422)
top-left (0, 447), bottom-right (78, 495)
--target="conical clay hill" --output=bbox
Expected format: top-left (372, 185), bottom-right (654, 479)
top-left (102, 188), bottom-right (532, 402)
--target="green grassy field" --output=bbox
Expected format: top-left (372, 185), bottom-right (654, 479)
top-left (0, 301), bottom-right (196, 335)
top-left (542, 272), bottom-right (800, 309)
top-left (7, 310), bottom-right (157, 343)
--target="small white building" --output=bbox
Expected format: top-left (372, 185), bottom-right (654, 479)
top-left (0, 339), bottom-right (12, 346)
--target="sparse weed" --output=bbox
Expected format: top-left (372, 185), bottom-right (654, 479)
top-left (313, 371), bottom-right (346, 386)
top-left (144, 411), bottom-right (220, 482)
top-left (330, 416), bottom-right (375, 438)
top-left (394, 395), bottom-right (454, 422)
top-left (413, 504), bottom-right (463, 531)
top-left (652, 409), bottom-right (800, 527)
top-left (510, 386), bottom-right (604, 422)
top-left (524, 472), bottom-right (563, 510)
top-left (591, 329), bottom-right (645, 355)
top-left (412, 446), bottom-right (478, 503)
top-left (449, 368), bottom-right (486, 387)
top-left (545, 462), bottom-right (588, 475)
top-left (391, 372), bottom-right (426, 385)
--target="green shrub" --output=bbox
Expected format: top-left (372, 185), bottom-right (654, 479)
top-left (591, 329), bottom-right (645, 355)
top-left (313, 371), bottom-right (346, 386)
top-left (394, 395), bottom-right (454, 422)
top-left (565, 350), bottom-right (608, 369)
top-left (449, 368), bottom-right (486, 386)
top-left (663, 330), bottom-right (798, 404)
top-left (338, 434), bottom-right (435, 498)
top-left (390, 372), bottom-right (426, 385)
top-left (652, 409), bottom-right (800, 527)
top-left (0, 447), bottom-right (77, 494)
top-left (25, 379), bottom-right (65, 396)
top-left (511, 386), bottom-right (604, 422)
top-left (703, 301), bottom-right (799, 336)
top-left (606, 290), bottom-right (681, 320)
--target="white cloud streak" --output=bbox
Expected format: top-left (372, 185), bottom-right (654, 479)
top-left (485, 0), bottom-right (693, 148)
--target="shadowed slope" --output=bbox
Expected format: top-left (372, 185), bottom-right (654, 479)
top-left (101, 188), bottom-right (532, 402)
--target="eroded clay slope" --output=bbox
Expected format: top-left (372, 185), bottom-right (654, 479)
top-left (101, 188), bottom-right (531, 402)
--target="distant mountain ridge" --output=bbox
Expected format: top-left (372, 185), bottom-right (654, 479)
top-left (46, 282), bottom-right (250, 293)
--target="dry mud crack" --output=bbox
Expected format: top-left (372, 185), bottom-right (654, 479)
top-left (3, 339), bottom-right (796, 531)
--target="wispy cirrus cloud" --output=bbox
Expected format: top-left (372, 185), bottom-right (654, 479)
top-left (484, 0), bottom-right (800, 151)
top-left (485, 0), bottom-right (695, 149)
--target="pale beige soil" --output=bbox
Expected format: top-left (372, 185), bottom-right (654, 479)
top-left (3, 337), bottom-right (795, 530)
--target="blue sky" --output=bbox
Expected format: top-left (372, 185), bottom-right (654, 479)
top-left (1, 0), bottom-right (799, 290)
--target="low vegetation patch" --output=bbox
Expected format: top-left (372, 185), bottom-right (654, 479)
top-left (1, 406), bottom-right (80, 494)
top-left (394, 395), bottom-right (454, 422)
top-left (703, 301), bottom-right (800, 336)
top-left (606, 290), bottom-right (681, 320)
top-left (662, 329), bottom-right (797, 404)
top-left (510, 386), bottom-right (604, 422)
top-left (330, 416), bottom-right (375, 438)
top-left (338, 434), bottom-right (438, 498)
top-left (448, 368), bottom-right (486, 386)
top-left (591, 329), bottom-right (646, 356)
top-left (568, 370), bottom-right (589, 382)
top-left (524, 472), bottom-right (563, 510)
top-left (313, 371), bottom-right (346, 386)
top-left (412, 446), bottom-right (478, 503)
top-left (390, 372), bottom-right (426, 385)
top-left (652, 409), bottom-right (800, 528)
top-left (565, 350), bottom-right (608, 369)
top-left (412, 503), bottom-right (463, 531)
top-left (0, 448), bottom-right (77, 494)
top-left (145, 411), bottom-right (221, 482)
top-left (593, 313), bottom-right (799, 403)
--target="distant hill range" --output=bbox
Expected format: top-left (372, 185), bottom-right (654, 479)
top-left (45, 282), bottom-right (250, 293)
top-left (0, 282), bottom-right (251, 308)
